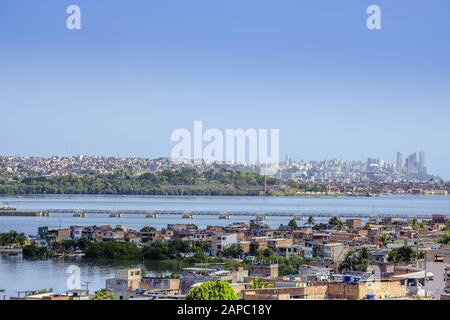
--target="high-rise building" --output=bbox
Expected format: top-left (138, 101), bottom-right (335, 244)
top-left (396, 152), bottom-right (403, 173)
top-left (418, 151), bottom-right (427, 176)
top-left (405, 152), bottom-right (419, 175)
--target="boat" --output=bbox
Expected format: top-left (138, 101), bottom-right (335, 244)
top-left (293, 215), bottom-right (304, 221)
top-left (73, 212), bottom-right (87, 218)
top-left (109, 212), bottom-right (123, 218)
top-left (182, 213), bottom-right (195, 219)
top-left (0, 204), bottom-right (16, 211)
top-left (145, 212), bottom-right (158, 219)
top-left (255, 214), bottom-right (266, 221)
top-left (219, 214), bottom-right (231, 220)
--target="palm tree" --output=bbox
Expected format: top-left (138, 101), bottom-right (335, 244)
top-left (411, 218), bottom-right (422, 231)
top-left (339, 248), bottom-right (371, 273)
top-left (0, 231), bottom-right (26, 248)
top-left (249, 277), bottom-right (270, 289)
top-left (288, 219), bottom-right (298, 229)
top-left (306, 215), bottom-right (315, 227)
top-left (378, 233), bottom-right (390, 247)
top-left (356, 247), bottom-right (370, 271)
top-left (339, 252), bottom-right (355, 273)
top-left (329, 216), bottom-right (344, 230)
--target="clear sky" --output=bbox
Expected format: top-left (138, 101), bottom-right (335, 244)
top-left (1, 0), bottom-right (450, 178)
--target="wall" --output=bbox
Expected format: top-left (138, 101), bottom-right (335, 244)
top-left (328, 280), bottom-right (405, 300)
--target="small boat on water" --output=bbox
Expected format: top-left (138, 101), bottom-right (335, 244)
top-left (73, 212), bottom-right (87, 218)
top-left (255, 215), bottom-right (267, 221)
top-left (219, 214), bottom-right (231, 220)
top-left (109, 212), bottom-right (123, 218)
top-left (0, 204), bottom-right (16, 211)
top-left (293, 215), bottom-right (304, 221)
top-left (182, 213), bottom-right (195, 219)
top-left (145, 212), bottom-right (158, 219)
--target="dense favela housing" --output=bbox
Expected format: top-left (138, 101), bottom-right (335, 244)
top-left (3, 213), bottom-right (449, 300)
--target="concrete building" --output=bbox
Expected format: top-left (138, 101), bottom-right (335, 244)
top-left (249, 264), bottom-right (279, 279)
top-left (211, 233), bottom-right (238, 255)
top-left (105, 268), bottom-right (143, 300)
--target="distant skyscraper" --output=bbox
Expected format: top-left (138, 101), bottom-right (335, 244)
top-left (396, 152), bottom-right (403, 173)
top-left (405, 152), bottom-right (419, 175)
top-left (419, 151), bottom-right (427, 176)
top-left (404, 151), bottom-right (428, 177)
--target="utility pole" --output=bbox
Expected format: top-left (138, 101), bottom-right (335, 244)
top-left (83, 281), bottom-right (90, 293)
top-left (264, 174), bottom-right (267, 195)
top-left (415, 222), bottom-right (427, 298)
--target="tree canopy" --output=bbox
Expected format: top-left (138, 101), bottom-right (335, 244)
top-left (186, 280), bottom-right (239, 300)
top-left (388, 246), bottom-right (423, 264)
top-left (339, 248), bottom-right (371, 273)
top-left (92, 289), bottom-right (116, 300)
top-left (288, 219), bottom-right (298, 229)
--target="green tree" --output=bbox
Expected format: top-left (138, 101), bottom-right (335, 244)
top-left (306, 216), bottom-right (315, 227)
top-left (92, 289), bottom-right (116, 300)
top-left (223, 244), bottom-right (243, 258)
top-left (256, 248), bottom-right (274, 259)
top-left (388, 246), bottom-right (421, 264)
top-left (142, 240), bottom-right (170, 260)
top-left (288, 219), bottom-right (298, 229)
top-left (437, 230), bottom-right (450, 244)
top-left (140, 226), bottom-right (156, 233)
top-left (192, 241), bottom-right (210, 253)
top-left (0, 231), bottom-right (27, 247)
top-left (339, 252), bottom-right (356, 273)
top-left (339, 248), bottom-right (371, 273)
top-left (168, 239), bottom-right (190, 257)
top-left (249, 277), bottom-right (270, 289)
top-left (22, 245), bottom-right (50, 259)
top-left (328, 216), bottom-right (344, 230)
top-left (186, 280), bottom-right (239, 300)
top-left (85, 241), bottom-right (142, 260)
top-left (378, 233), bottom-right (391, 247)
top-left (411, 218), bottom-right (423, 231)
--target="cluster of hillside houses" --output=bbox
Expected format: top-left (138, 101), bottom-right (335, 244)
top-left (20, 214), bottom-right (450, 300)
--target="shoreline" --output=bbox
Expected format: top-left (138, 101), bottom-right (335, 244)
top-left (1, 193), bottom-right (449, 199)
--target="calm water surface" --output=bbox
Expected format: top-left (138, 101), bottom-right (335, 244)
top-left (0, 255), bottom-right (182, 300)
top-left (0, 195), bottom-right (449, 234)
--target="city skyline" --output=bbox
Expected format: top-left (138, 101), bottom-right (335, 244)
top-left (0, 150), bottom-right (444, 182)
top-left (1, 0), bottom-right (450, 179)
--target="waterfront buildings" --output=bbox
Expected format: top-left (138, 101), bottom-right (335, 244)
top-left (6, 211), bottom-right (448, 300)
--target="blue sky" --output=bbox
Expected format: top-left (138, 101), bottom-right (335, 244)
top-left (1, 0), bottom-right (450, 178)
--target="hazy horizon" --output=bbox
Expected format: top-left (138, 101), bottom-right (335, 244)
top-left (1, 0), bottom-right (450, 179)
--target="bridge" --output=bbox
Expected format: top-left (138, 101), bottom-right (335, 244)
top-left (41, 209), bottom-right (447, 220)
